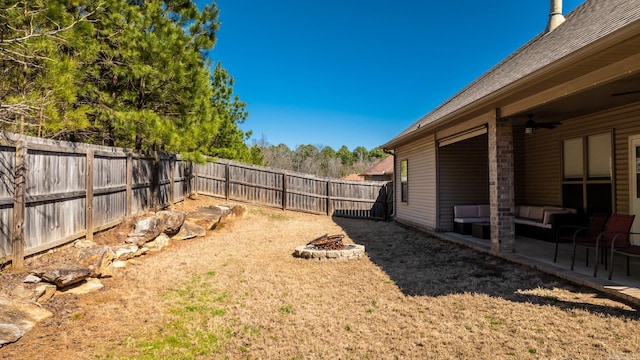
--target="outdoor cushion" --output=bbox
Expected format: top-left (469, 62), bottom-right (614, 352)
top-left (454, 217), bottom-right (490, 224)
top-left (478, 204), bottom-right (490, 218)
top-left (519, 206), bottom-right (531, 219)
top-left (515, 218), bottom-right (552, 229)
top-left (528, 206), bottom-right (545, 221)
top-left (542, 210), bottom-right (570, 224)
top-left (454, 205), bottom-right (479, 218)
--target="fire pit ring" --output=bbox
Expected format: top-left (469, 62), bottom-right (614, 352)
top-left (293, 234), bottom-right (365, 260)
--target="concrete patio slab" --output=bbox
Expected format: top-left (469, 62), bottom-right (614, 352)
top-left (439, 232), bottom-right (640, 307)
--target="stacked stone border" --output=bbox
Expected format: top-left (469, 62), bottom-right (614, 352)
top-left (293, 244), bottom-right (365, 260)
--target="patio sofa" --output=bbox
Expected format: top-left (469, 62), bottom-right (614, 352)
top-left (453, 205), bottom-right (490, 235)
top-left (454, 204), bottom-right (579, 240)
top-left (514, 205), bottom-right (579, 241)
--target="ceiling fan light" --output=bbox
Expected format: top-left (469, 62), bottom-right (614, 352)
top-left (524, 119), bottom-right (536, 135)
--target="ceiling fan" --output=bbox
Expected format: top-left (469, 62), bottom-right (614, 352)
top-left (612, 90), bottom-right (640, 97)
top-left (523, 114), bottom-right (561, 134)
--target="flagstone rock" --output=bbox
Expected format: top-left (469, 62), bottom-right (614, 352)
top-left (111, 244), bottom-right (140, 261)
top-left (0, 296), bottom-right (53, 348)
top-left (127, 215), bottom-right (164, 245)
top-left (73, 239), bottom-right (96, 249)
top-left (147, 233), bottom-right (170, 251)
top-left (75, 245), bottom-right (115, 277)
top-left (35, 264), bottom-right (92, 288)
top-left (185, 206), bottom-right (227, 230)
top-left (22, 274), bottom-right (41, 284)
top-left (9, 285), bottom-right (33, 300)
top-left (173, 220), bottom-right (206, 240)
top-left (157, 210), bottom-right (186, 235)
top-left (111, 260), bottom-right (127, 268)
top-left (58, 278), bottom-right (103, 296)
top-left (35, 284), bottom-right (56, 303)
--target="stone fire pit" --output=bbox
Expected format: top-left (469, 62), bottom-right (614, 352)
top-left (293, 234), bottom-right (365, 260)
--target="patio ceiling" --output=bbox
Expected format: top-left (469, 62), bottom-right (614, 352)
top-left (509, 72), bottom-right (640, 126)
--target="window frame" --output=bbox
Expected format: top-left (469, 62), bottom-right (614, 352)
top-left (400, 159), bottom-right (408, 203)
top-left (561, 131), bottom-right (614, 214)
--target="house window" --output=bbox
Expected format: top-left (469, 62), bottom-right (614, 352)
top-left (562, 132), bottom-right (613, 214)
top-left (400, 159), bottom-right (408, 203)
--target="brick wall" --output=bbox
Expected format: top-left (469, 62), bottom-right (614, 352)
top-left (488, 115), bottom-right (516, 253)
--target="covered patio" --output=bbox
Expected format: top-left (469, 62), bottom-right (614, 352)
top-left (443, 231), bottom-right (640, 306)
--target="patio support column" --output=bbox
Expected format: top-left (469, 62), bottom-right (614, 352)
top-left (488, 110), bottom-right (516, 253)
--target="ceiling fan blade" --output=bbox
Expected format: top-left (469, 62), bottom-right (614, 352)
top-left (537, 121), bottom-right (561, 129)
top-left (612, 90), bottom-right (640, 97)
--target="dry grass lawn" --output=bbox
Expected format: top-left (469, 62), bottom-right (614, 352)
top-left (1, 198), bottom-right (640, 359)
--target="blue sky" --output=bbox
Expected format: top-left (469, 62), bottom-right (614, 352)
top-left (206, 0), bottom-right (583, 151)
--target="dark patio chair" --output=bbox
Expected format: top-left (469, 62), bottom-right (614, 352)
top-left (593, 214), bottom-right (635, 277)
top-left (553, 213), bottom-right (608, 264)
top-left (608, 222), bottom-right (639, 281)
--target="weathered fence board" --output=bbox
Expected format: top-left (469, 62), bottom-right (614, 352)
top-left (228, 164), bottom-right (283, 208)
top-left (194, 159), bottom-right (391, 219)
top-left (131, 157), bottom-right (154, 215)
top-left (93, 155), bottom-right (127, 230)
top-left (0, 146), bottom-right (15, 259)
top-left (0, 133), bottom-right (193, 265)
top-left (195, 162), bottom-right (227, 198)
top-left (286, 175), bottom-right (327, 214)
top-left (23, 148), bottom-right (86, 253)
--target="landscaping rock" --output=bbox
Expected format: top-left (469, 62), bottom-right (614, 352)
top-left (58, 278), bottom-right (103, 295)
top-left (9, 285), bottom-right (33, 300)
top-left (111, 244), bottom-right (139, 261)
top-left (127, 215), bottom-right (164, 245)
top-left (73, 239), bottom-right (96, 249)
top-left (75, 245), bottom-right (115, 277)
top-left (173, 220), bottom-right (206, 240)
top-left (35, 284), bottom-right (56, 303)
top-left (9, 284), bottom-right (56, 303)
top-left (157, 210), bottom-right (186, 235)
top-left (22, 274), bottom-right (41, 284)
top-left (147, 233), bottom-right (170, 251)
top-left (111, 260), bottom-right (127, 268)
top-left (35, 264), bottom-right (92, 288)
top-left (0, 296), bottom-right (53, 348)
top-left (185, 206), bottom-right (227, 230)
top-left (229, 204), bottom-right (248, 219)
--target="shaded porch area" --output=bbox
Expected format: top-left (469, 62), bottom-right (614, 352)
top-left (442, 232), bottom-right (640, 306)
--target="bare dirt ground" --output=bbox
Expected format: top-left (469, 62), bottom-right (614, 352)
top-left (1, 197), bottom-right (640, 359)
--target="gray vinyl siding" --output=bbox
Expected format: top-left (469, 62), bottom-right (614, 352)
top-left (518, 102), bottom-right (640, 213)
top-left (437, 134), bottom-right (489, 232)
top-left (394, 135), bottom-right (436, 229)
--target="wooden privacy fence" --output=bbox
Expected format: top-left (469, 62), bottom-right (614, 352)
top-left (194, 160), bottom-right (391, 219)
top-left (0, 133), bottom-right (391, 267)
top-left (0, 133), bottom-right (191, 268)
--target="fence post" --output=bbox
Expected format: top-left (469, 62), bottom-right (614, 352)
top-left (192, 162), bottom-right (198, 196)
top-left (11, 140), bottom-right (26, 270)
top-left (169, 156), bottom-right (175, 205)
top-left (282, 173), bottom-right (287, 211)
top-left (152, 153), bottom-right (159, 211)
top-left (183, 161), bottom-right (189, 199)
top-left (225, 162), bottom-right (230, 201)
top-left (126, 153), bottom-right (132, 216)
top-left (326, 180), bottom-right (333, 216)
top-left (85, 149), bottom-right (94, 241)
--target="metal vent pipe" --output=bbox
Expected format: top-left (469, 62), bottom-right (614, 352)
top-left (546, 0), bottom-right (566, 32)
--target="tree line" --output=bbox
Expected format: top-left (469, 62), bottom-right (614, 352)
top-left (0, 0), bottom-right (260, 163)
top-left (256, 140), bottom-right (389, 179)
